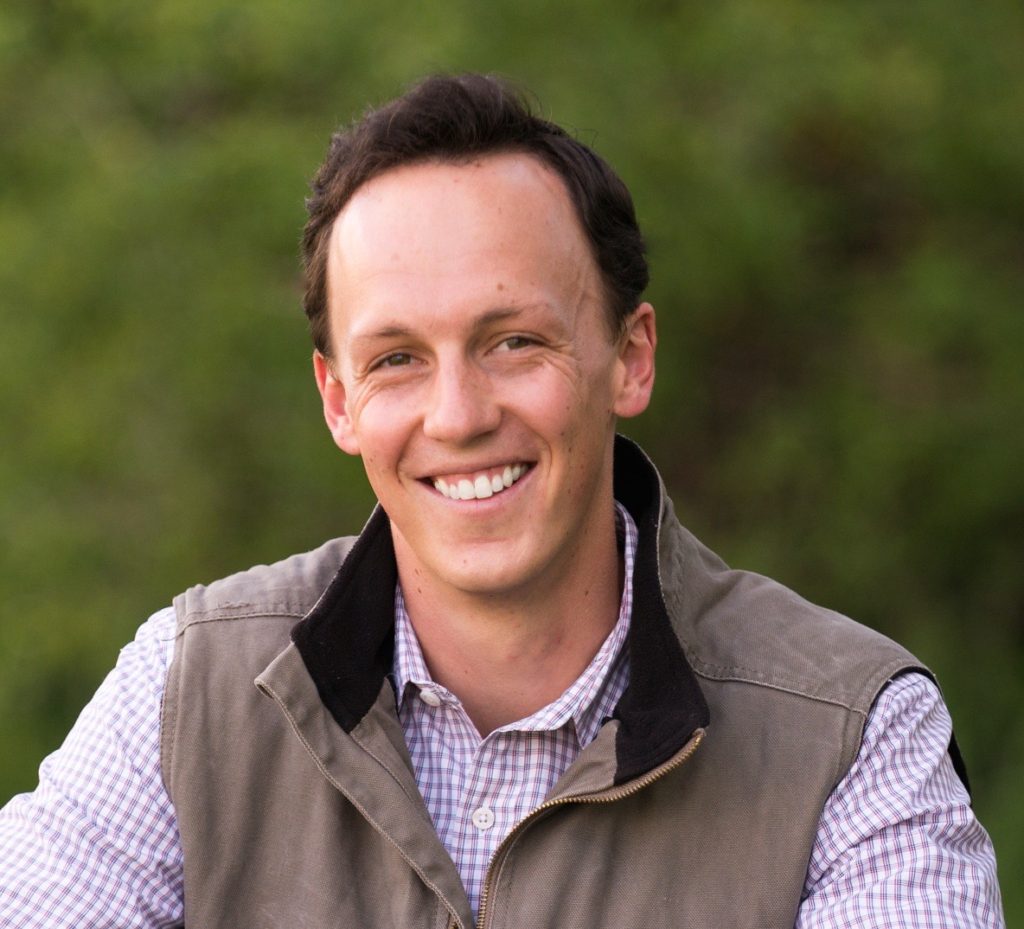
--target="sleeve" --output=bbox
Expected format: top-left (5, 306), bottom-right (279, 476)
top-left (0, 608), bottom-right (185, 928)
top-left (796, 672), bottom-right (1004, 929)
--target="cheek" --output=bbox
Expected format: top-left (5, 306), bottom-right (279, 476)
top-left (508, 383), bottom-right (577, 439)
top-left (351, 395), bottom-right (416, 464)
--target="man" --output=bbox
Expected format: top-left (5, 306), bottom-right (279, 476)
top-left (0, 73), bottom-right (1003, 927)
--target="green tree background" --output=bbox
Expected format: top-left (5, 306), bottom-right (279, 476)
top-left (1, 0), bottom-right (1020, 916)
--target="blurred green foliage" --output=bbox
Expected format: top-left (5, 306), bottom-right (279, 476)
top-left (1, 0), bottom-right (1021, 917)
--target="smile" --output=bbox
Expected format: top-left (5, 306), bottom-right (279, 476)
top-left (432, 464), bottom-right (529, 500)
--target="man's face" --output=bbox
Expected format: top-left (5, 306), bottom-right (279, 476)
top-left (315, 154), bottom-right (655, 601)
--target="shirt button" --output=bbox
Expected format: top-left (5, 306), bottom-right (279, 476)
top-left (471, 806), bottom-right (495, 831)
top-left (418, 689), bottom-right (443, 707)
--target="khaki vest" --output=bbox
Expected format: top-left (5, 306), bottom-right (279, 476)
top-left (161, 438), bottom-right (936, 928)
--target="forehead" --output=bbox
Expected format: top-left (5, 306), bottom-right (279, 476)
top-left (335, 153), bottom-right (580, 253)
top-left (324, 154), bottom-right (603, 345)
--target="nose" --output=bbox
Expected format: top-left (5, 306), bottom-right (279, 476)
top-left (422, 356), bottom-right (501, 444)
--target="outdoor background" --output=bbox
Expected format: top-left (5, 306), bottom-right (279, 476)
top-left (1, 0), bottom-right (1021, 917)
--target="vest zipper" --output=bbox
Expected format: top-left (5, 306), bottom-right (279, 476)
top-left (474, 728), bottom-right (705, 929)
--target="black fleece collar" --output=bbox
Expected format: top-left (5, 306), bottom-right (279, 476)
top-left (291, 435), bottom-right (709, 784)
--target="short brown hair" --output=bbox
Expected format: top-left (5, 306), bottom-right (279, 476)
top-left (302, 73), bottom-right (649, 356)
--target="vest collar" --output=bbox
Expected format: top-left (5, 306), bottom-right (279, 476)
top-left (291, 434), bottom-right (709, 784)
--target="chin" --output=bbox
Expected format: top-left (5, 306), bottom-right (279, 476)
top-left (433, 550), bottom-right (539, 599)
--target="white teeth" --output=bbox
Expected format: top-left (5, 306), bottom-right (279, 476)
top-left (433, 464), bottom-right (529, 500)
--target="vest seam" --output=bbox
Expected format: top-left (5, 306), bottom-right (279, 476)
top-left (178, 610), bottom-right (307, 630)
top-left (350, 721), bottom-right (431, 810)
top-left (185, 601), bottom-right (308, 611)
top-left (690, 656), bottom-right (921, 714)
top-left (692, 670), bottom-right (874, 716)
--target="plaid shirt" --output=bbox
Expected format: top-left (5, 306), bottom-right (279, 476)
top-left (0, 513), bottom-right (1004, 926)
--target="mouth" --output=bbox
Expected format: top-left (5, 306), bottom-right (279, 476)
top-left (430, 463), bottom-right (531, 501)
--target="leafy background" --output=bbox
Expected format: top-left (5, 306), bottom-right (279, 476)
top-left (1, 0), bottom-right (1020, 917)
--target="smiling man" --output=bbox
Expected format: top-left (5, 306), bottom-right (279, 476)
top-left (312, 152), bottom-right (653, 738)
top-left (0, 74), bottom-right (1003, 927)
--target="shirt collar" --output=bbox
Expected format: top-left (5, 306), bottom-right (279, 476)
top-left (391, 502), bottom-right (637, 746)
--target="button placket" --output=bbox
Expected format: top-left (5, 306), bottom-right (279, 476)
top-left (461, 739), bottom-right (500, 839)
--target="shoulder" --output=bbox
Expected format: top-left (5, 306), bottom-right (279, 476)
top-left (164, 536), bottom-right (362, 720)
top-left (160, 538), bottom-right (360, 794)
top-left (173, 536), bottom-right (359, 632)
top-left (657, 507), bottom-right (924, 714)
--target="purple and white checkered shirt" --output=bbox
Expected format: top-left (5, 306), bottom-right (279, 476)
top-left (391, 503), bottom-right (636, 916)
top-left (0, 517), bottom-right (1004, 926)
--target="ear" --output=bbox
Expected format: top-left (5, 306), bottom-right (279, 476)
top-left (313, 351), bottom-right (361, 456)
top-left (613, 302), bottom-right (657, 418)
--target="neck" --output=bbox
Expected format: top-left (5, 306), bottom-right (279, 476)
top-left (396, 511), bottom-right (624, 736)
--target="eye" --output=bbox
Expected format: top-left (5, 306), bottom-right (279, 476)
top-left (495, 335), bottom-right (535, 352)
top-left (375, 352), bottom-right (414, 369)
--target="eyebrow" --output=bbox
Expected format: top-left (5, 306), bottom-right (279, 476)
top-left (349, 305), bottom-right (544, 347)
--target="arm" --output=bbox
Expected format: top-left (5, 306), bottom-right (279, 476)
top-left (797, 672), bottom-right (1004, 928)
top-left (0, 608), bottom-right (184, 928)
